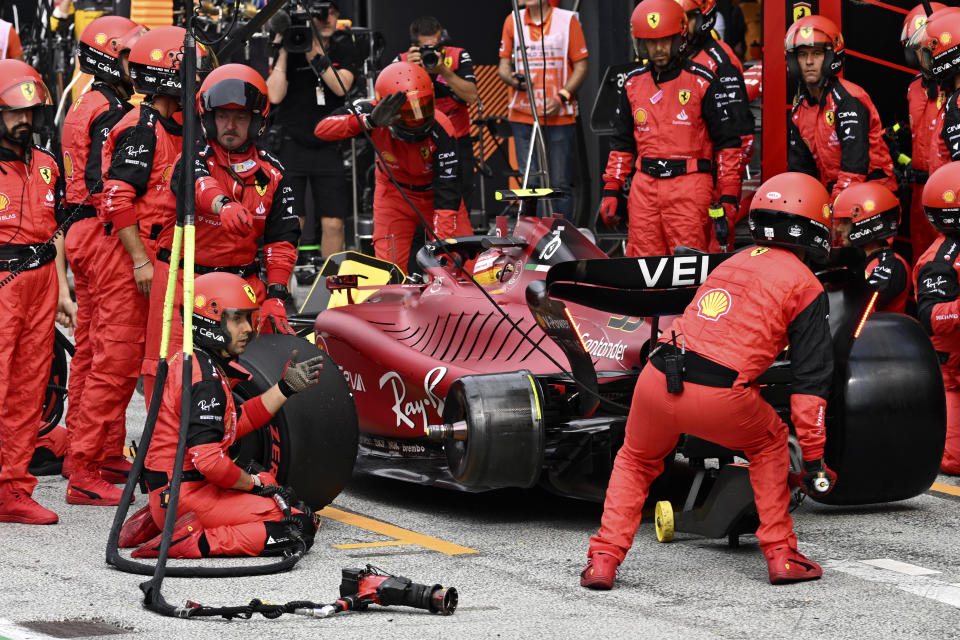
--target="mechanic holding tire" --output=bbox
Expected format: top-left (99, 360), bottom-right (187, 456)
top-left (125, 272), bottom-right (323, 558)
top-left (65, 27), bottom-right (208, 507)
top-left (314, 61), bottom-right (471, 274)
top-left (582, 172), bottom-right (838, 589)
top-left (0, 61), bottom-right (76, 525)
top-left (914, 161), bottom-right (960, 476)
top-left (60, 15), bottom-right (144, 482)
top-left (597, 0), bottom-right (748, 257)
top-left (141, 63), bottom-right (301, 402)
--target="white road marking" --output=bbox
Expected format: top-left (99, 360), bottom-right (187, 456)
top-left (0, 619), bottom-right (60, 640)
top-left (860, 558), bottom-right (942, 576)
top-left (826, 560), bottom-right (960, 609)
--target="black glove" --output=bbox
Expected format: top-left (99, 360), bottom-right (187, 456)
top-left (277, 349), bottom-right (324, 397)
top-left (368, 91), bottom-right (406, 128)
top-left (789, 458), bottom-right (838, 496)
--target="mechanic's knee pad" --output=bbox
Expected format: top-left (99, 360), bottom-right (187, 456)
top-left (262, 513), bottom-right (316, 557)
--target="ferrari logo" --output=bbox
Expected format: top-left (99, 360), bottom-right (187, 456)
top-left (0, 193), bottom-right (8, 212)
top-left (678, 90), bottom-right (691, 105)
top-left (825, 110), bottom-right (835, 126)
top-left (647, 12), bottom-right (660, 29)
top-left (20, 82), bottom-right (35, 102)
top-left (255, 182), bottom-right (268, 196)
top-left (243, 284), bottom-right (257, 304)
top-left (822, 204), bottom-right (831, 219)
top-left (419, 146), bottom-right (430, 160)
top-left (799, 26), bottom-right (814, 40)
top-left (444, 56), bottom-right (453, 69)
top-left (696, 288), bottom-right (732, 321)
top-left (793, 4), bottom-right (811, 22)
top-left (150, 48), bottom-right (163, 62)
top-left (95, 33), bottom-right (107, 45)
top-left (39, 167), bottom-right (52, 184)
top-left (750, 247), bottom-right (769, 257)
top-left (915, 16), bottom-right (927, 31)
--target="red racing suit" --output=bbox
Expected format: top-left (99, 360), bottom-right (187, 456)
top-left (788, 79), bottom-right (896, 200)
top-left (864, 246), bottom-right (910, 314)
top-left (143, 349), bottom-right (291, 556)
top-left (602, 59), bottom-right (746, 257)
top-left (141, 141), bottom-right (300, 399)
top-left (914, 235), bottom-right (960, 474)
top-left (0, 145), bottom-right (65, 495)
top-left (589, 246), bottom-right (833, 562)
top-left (69, 104), bottom-right (181, 471)
top-left (906, 75), bottom-right (943, 261)
top-left (61, 82), bottom-right (132, 467)
top-left (929, 86), bottom-right (960, 178)
top-left (315, 105), bottom-right (470, 271)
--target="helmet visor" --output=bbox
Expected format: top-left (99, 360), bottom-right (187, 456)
top-left (202, 78), bottom-right (267, 114)
top-left (785, 26), bottom-right (834, 52)
top-left (0, 80), bottom-right (50, 109)
top-left (399, 91), bottom-right (434, 128)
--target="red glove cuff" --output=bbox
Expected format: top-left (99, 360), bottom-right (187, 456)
top-left (196, 176), bottom-right (229, 214)
top-left (264, 241), bottom-right (297, 286)
top-left (791, 393), bottom-right (827, 461)
top-left (239, 395), bottom-right (274, 432)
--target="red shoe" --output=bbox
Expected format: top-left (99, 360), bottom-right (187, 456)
top-left (66, 465), bottom-right (132, 506)
top-left (118, 504), bottom-right (161, 548)
top-left (764, 546), bottom-right (823, 585)
top-left (100, 456), bottom-right (133, 484)
top-left (0, 486), bottom-right (59, 524)
top-left (132, 512), bottom-right (205, 559)
top-left (580, 552), bottom-right (619, 590)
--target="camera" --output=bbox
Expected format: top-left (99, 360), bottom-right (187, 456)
top-left (419, 45), bottom-right (442, 70)
top-left (277, 1), bottom-right (334, 54)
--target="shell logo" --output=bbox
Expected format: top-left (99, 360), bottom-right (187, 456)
top-left (822, 204), bottom-right (831, 219)
top-left (243, 284), bottom-right (257, 304)
top-left (634, 108), bottom-right (648, 124)
top-left (0, 193), bottom-right (8, 212)
top-left (382, 151), bottom-right (397, 164)
top-left (95, 33), bottom-right (108, 45)
top-left (64, 152), bottom-right (73, 178)
top-left (942, 32), bottom-right (952, 46)
top-left (150, 48), bottom-right (163, 62)
top-left (863, 200), bottom-right (875, 212)
top-left (194, 294), bottom-right (206, 309)
top-left (696, 288), bottom-right (732, 321)
top-left (944, 190), bottom-right (956, 203)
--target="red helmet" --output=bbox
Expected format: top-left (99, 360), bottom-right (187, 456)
top-left (76, 15), bottom-right (140, 82)
top-left (190, 272), bottom-right (260, 353)
top-left (0, 60), bottom-right (51, 144)
top-left (902, 3), bottom-right (946, 45)
top-left (912, 8), bottom-right (960, 82)
top-left (631, 0), bottom-right (689, 62)
top-left (748, 172), bottom-right (833, 260)
top-left (922, 161), bottom-right (960, 235)
top-left (678, 0), bottom-right (718, 41)
top-left (198, 63), bottom-right (269, 143)
top-left (121, 24), bottom-right (149, 53)
top-left (784, 15), bottom-right (845, 82)
top-left (374, 61), bottom-right (435, 142)
top-left (128, 26), bottom-right (214, 97)
top-left (832, 183), bottom-right (900, 246)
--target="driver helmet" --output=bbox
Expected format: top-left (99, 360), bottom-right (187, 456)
top-left (0, 60), bottom-right (52, 143)
top-left (784, 15), bottom-right (845, 83)
top-left (198, 63), bottom-right (270, 144)
top-left (832, 183), bottom-right (900, 247)
top-left (190, 272), bottom-right (260, 354)
top-left (631, 0), bottom-right (689, 63)
top-left (748, 172), bottom-right (833, 260)
top-left (472, 247), bottom-right (514, 286)
top-left (922, 161), bottom-right (960, 236)
top-left (128, 26), bottom-right (215, 97)
top-left (76, 15), bottom-right (142, 84)
top-left (374, 61), bottom-right (435, 143)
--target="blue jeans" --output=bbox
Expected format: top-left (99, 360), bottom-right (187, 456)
top-left (510, 122), bottom-right (575, 220)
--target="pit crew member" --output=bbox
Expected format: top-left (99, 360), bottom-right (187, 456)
top-left (314, 61), bottom-right (470, 273)
top-left (141, 63), bottom-right (300, 402)
top-left (0, 61), bottom-right (74, 525)
top-left (786, 15), bottom-right (896, 200)
top-left (913, 160), bottom-right (960, 475)
top-left (597, 0), bottom-right (747, 257)
top-left (913, 8), bottom-right (960, 178)
top-left (833, 182), bottom-right (910, 314)
top-left (132, 272), bottom-right (323, 558)
top-left (582, 172), bottom-right (836, 589)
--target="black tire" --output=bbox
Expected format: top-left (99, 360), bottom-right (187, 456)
top-left (232, 334), bottom-right (358, 509)
top-left (39, 329), bottom-right (70, 438)
top-left (441, 371), bottom-right (544, 489)
top-left (814, 313), bottom-right (946, 505)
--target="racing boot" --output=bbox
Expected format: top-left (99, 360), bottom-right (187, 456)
top-left (0, 486), bottom-right (59, 524)
top-left (764, 546), bottom-right (823, 585)
top-left (132, 512), bottom-right (208, 559)
top-left (580, 552), bottom-right (620, 590)
top-left (66, 463), bottom-right (132, 506)
top-left (118, 504), bottom-right (162, 548)
top-left (100, 455), bottom-right (132, 484)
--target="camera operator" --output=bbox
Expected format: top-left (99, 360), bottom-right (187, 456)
top-left (397, 16), bottom-right (477, 212)
top-left (266, 0), bottom-right (360, 262)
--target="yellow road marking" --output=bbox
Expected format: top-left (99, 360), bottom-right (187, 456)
top-left (334, 541), bottom-right (413, 550)
top-left (930, 482), bottom-right (960, 497)
top-left (319, 506), bottom-right (478, 555)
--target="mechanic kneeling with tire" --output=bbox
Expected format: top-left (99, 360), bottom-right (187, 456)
top-left (129, 272), bottom-right (323, 558)
top-left (582, 172), bottom-right (838, 589)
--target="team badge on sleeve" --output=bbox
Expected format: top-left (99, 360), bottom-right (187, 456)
top-left (696, 288), bottom-right (732, 321)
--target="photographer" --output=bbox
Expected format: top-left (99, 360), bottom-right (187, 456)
top-left (397, 16), bottom-right (477, 212)
top-left (266, 0), bottom-right (360, 262)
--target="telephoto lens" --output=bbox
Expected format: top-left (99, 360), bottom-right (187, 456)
top-left (420, 45), bottom-right (440, 69)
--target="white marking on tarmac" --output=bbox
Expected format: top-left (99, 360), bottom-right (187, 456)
top-left (860, 558), bottom-right (942, 575)
top-left (0, 619), bottom-right (60, 640)
top-left (826, 560), bottom-right (960, 609)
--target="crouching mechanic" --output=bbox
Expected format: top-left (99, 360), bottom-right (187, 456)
top-left (141, 63), bottom-right (299, 401)
top-left (913, 161), bottom-right (960, 475)
top-left (132, 272), bottom-right (323, 558)
top-left (598, 0), bottom-right (747, 257)
top-left (314, 61), bottom-right (470, 273)
top-left (832, 183), bottom-right (910, 313)
top-left (582, 172), bottom-right (837, 589)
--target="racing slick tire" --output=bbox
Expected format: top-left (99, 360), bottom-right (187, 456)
top-left (816, 313), bottom-right (946, 505)
top-left (232, 334), bottom-right (359, 509)
top-left (441, 371), bottom-right (545, 489)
